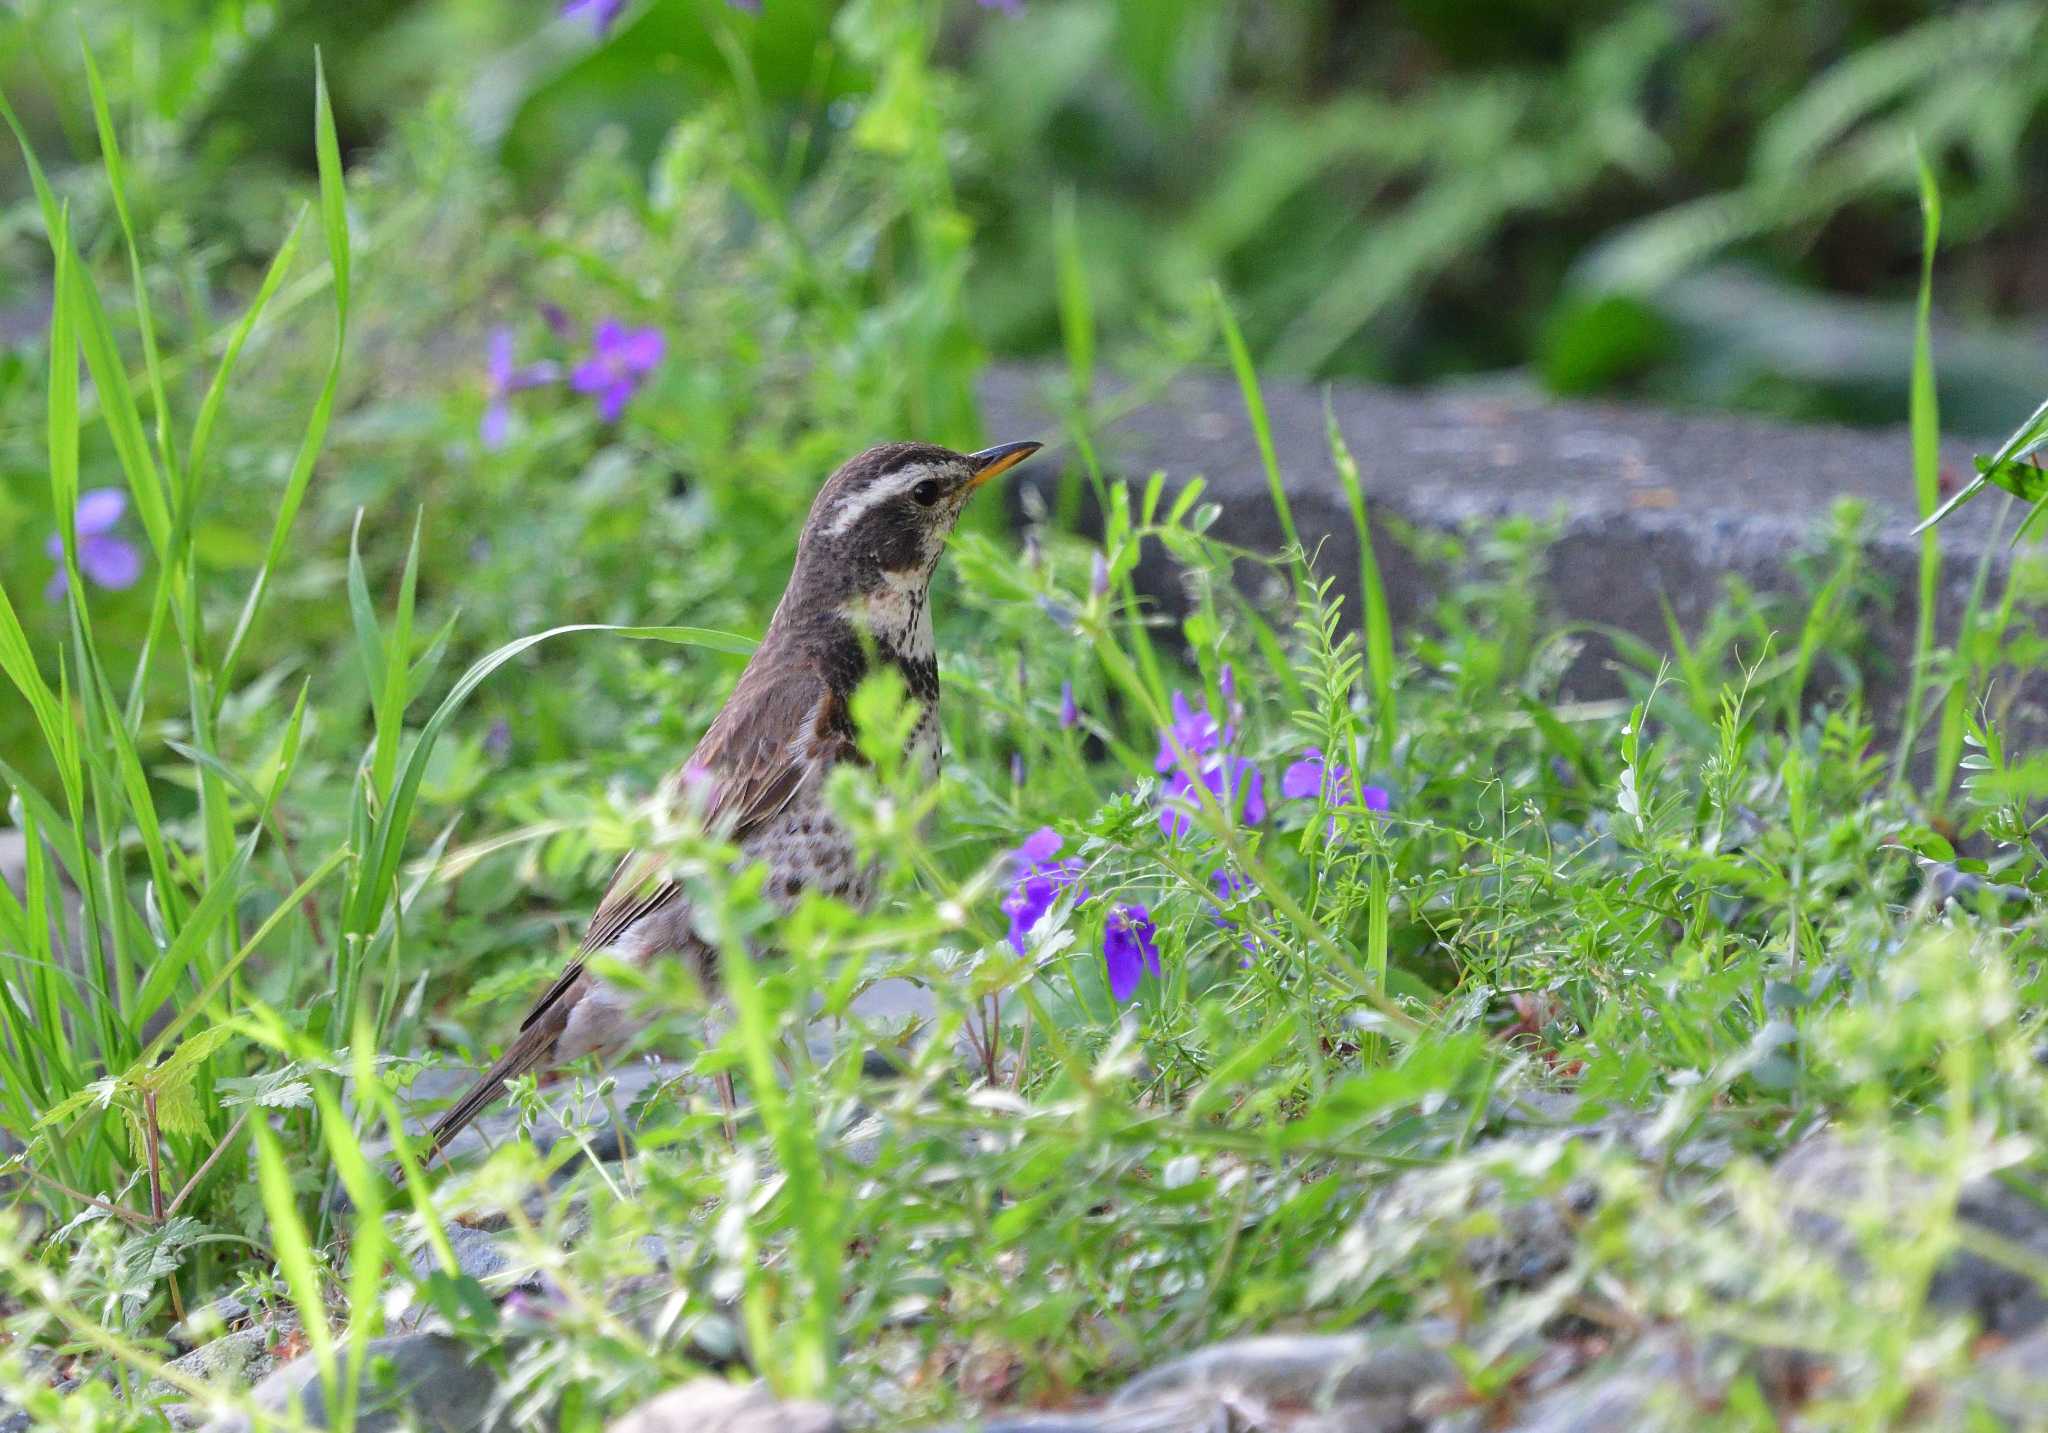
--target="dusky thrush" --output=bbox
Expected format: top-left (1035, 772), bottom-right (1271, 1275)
top-left (422, 438), bottom-right (1042, 1159)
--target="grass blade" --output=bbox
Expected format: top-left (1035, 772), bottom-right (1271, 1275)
top-left (1326, 402), bottom-right (1397, 764)
top-left (215, 54), bottom-right (352, 706)
top-left (1214, 284), bottom-right (1306, 590)
top-left (1893, 145), bottom-right (1942, 787)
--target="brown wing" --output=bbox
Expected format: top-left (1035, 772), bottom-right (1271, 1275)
top-left (577, 658), bottom-right (851, 958)
top-left (422, 658), bottom-right (854, 1163)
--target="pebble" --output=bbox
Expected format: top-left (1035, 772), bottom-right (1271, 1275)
top-left (608, 1378), bottom-right (840, 1433)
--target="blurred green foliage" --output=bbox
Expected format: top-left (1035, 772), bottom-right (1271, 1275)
top-left (5, 0), bottom-right (2047, 417)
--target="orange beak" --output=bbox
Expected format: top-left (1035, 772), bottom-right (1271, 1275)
top-left (966, 440), bottom-right (1043, 490)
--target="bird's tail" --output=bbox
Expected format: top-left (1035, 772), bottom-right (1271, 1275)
top-left (418, 1020), bottom-right (561, 1166)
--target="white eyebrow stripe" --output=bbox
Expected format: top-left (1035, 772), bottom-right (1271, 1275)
top-left (823, 464), bottom-right (930, 538)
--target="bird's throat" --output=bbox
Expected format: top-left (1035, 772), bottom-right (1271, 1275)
top-left (826, 571), bottom-right (940, 706)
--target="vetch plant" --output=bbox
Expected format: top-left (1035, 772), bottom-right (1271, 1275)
top-left (569, 319), bottom-right (666, 423)
top-left (1002, 826), bottom-right (1086, 954)
top-left (1101, 903), bottom-right (1160, 1002)
top-left (1155, 689), bottom-right (1266, 837)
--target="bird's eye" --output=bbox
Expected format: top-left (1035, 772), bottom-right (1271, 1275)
top-left (910, 479), bottom-right (944, 507)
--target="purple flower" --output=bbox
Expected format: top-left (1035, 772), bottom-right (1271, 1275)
top-left (1159, 759), bottom-right (1265, 837)
top-left (1280, 748), bottom-right (1389, 813)
top-left (1059, 681), bottom-right (1079, 730)
top-left (560, 0), bottom-right (627, 36)
top-left (1154, 688), bottom-right (1264, 836)
top-left (978, 0), bottom-right (1024, 11)
top-left (1208, 867), bottom-right (1248, 928)
top-left (1090, 551), bottom-right (1110, 599)
top-left (1002, 827), bottom-right (1086, 955)
top-left (570, 319), bottom-right (665, 423)
top-left (1154, 690), bottom-right (1225, 773)
top-left (46, 489), bottom-right (141, 603)
top-left (481, 328), bottom-right (561, 450)
top-left (1102, 904), bottom-right (1160, 1002)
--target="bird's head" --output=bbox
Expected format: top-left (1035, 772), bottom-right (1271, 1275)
top-left (791, 439), bottom-right (1042, 605)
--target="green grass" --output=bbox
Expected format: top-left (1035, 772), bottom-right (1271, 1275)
top-left (3, 16), bottom-right (2048, 1433)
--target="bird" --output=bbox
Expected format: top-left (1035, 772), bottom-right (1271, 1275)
top-left (420, 438), bottom-right (1043, 1161)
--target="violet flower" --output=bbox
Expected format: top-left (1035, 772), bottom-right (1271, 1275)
top-left (570, 319), bottom-right (665, 423)
top-left (1160, 761), bottom-right (1265, 837)
top-left (1280, 748), bottom-right (1390, 812)
top-left (1153, 690), bottom-right (1224, 773)
top-left (46, 489), bottom-right (141, 603)
top-left (481, 328), bottom-right (561, 450)
top-left (1001, 827), bottom-right (1086, 955)
top-left (1059, 681), bottom-right (1079, 730)
top-left (560, 0), bottom-right (627, 36)
top-left (1208, 867), bottom-right (1248, 929)
top-left (1154, 689), bottom-right (1265, 837)
top-left (1102, 904), bottom-right (1160, 1002)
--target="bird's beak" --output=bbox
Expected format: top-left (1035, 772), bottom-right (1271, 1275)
top-left (966, 440), bottom-right (1043, 490)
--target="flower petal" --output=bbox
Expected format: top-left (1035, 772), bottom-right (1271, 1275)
top-left (79, 536), bottom-right (142, 591)
top-left (1012, 827), bottom-right (1063, 866)
top-left (1281, 756), bottom-right (1326, 801)
top-left (487, 328), bottom-right (515, 388)
top-left (74, 488), bottom-right (127, 535)
top-left (480, 398), bottom-right (511, 450)
top-left (1360, 784), bottom-right (1391, 812)
top-left (614, 326), bottom-right (665, 374)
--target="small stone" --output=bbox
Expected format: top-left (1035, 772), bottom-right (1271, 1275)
top-left (1949, 1322), bottom-right (2048, 1422)
top-left (1774, 1134), bottom-right (2048, 1336)
top-left (170, 1293), bottom-right (256, 1351)
top-left (150, 1326), bottom-right (291, 1402)
top-left (202, 1331), bottom-right (502, 1433)
top-left (608, 1378), bottom-right (840, 1433)
top-left (1111, 1329), bottom-right (1454, 1416)
top-left (1490, 1329), bottom-right (1726, 1433)
top-left (412, 1225), bottom-right (524, 1287)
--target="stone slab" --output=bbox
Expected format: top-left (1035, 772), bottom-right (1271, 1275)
top-left (978, 363), bottom-right (2041, 730)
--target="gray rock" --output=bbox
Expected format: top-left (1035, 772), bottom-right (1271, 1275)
top-left (1500, 1367), bottom-right (1675, 1433)
top-left (1098, 1329), bottom-right (1453, 1432)
top-left (1350, 1156), bottom-right (1598, 1307)
top-left (410, 1225), bottom-right (537, 1291)
top-left (1949, 1322), bottom-right (2048, 1424)
top-left (170, 1294), bottom-right (256, 1351)
top-left (152, 1326), bottom-right (290, 1400)
top-left (203, 1332), bottom-right (502, 1433)
top-left (1113, 1331), bottom-right (1453, 1409)
top-left (1496, 1332), bottom-right (1698, 1433)
top-left (608, 1378), bottom-right (839, 1433)
top-left (980, 362), bottom-right (2044, 750)
top-left (1774, 1134), bottom-right (2048, 1335)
